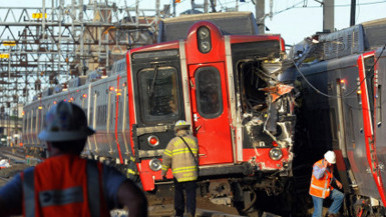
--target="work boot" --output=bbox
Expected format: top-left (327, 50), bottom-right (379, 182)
top-left (327, 213), bottom-right (338, 217)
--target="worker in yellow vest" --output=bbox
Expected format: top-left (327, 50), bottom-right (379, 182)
top-left (309, 151), bottom-right (344, 217)
top-left (161, 120), bottom-right (199, 217)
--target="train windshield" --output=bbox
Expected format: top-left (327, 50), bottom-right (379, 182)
top-left (138, 66), bottom-right (180, 123)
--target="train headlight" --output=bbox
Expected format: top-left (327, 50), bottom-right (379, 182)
top-left (269, 147), bottom-right (283, 161)
top-left (197, 26), bottom-right (211, 53)
top-left (149, 158), bottom-right (162, 171)
top-left (198, 26), bottom-right (210, 39)
top-left (147, 135), bottom-right (160, 147)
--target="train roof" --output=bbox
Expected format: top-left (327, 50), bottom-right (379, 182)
top-left (362, 17), bottom-right (386, 50)
top-left (289, 17), bottom-right (386, 64)
top-left (157, 12), bottom-right (258, 43)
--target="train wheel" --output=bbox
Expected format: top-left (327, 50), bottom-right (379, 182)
top-left (350, 197), bottom-right (386, 217)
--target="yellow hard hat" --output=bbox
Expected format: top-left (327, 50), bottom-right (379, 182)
top-left (174, 120), bottom-right (190, 131)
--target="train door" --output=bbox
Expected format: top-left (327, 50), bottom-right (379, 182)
top-left (334, 77), bottom-right (357, 192)
top-left (188, 63), bottom-right (233, 165)
top-left (358, 52), bottom-right (386, 204)
top-left (114, 75), bottom-right (124, 164)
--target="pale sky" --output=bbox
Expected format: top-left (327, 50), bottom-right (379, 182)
top-left (3, 0), bottom-right (386, 45)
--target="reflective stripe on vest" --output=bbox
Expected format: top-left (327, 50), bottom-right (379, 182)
top-left (87, 161), bottom-right (101, 217)
top-left (39, 186), bottom-right (83, 207)
top-left (23, 169), bottom-right (35, 217)
top-left (23, 161), bottom-right (101, 217)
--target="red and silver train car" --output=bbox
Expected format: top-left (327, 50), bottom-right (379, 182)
top-left (127, 20), bottom-right (296, 215)
top-left (22, 15), bottom-right (296, 216)
top-left (23, 60), bottom-right (131, 165)
top-left (285, 18), bottom-right (386, 216)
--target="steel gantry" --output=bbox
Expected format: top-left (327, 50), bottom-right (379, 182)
top-left (0, 0), bottom-right (171, 145)
top-left (0, 0), bottom-right (169, 109)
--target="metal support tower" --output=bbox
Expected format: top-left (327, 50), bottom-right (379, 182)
top-left (0, 0), bottom-right (169, 142)
top-left (0, 0), bottom-right (166, 106)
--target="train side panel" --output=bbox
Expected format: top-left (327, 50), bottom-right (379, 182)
top-left (375, 53), bottom-right (386, 195)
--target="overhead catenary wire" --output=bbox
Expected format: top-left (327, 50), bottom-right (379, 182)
top-left (293, 43), bottom-right (386, 99)
top-left (273, 0), bottom-right (386, 16)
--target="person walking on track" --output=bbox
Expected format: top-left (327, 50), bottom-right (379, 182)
top-left (161, 120), bottom-right (199, 217)
top-left (0, 101), bottom-right (148, 217)
top-left (309, 150), bottom-right (344, 217)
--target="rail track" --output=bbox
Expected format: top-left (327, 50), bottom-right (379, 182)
top-left (0, 147), bottom-right (26, 162)
top-left (112, 206), bottom-right (250, 217)
top-left (0, 147), bottom-right (280, 216)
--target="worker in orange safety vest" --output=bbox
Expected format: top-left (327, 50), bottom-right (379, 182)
top-left (0, 101), bottom-right (148, 217)
top-left (309, 151), bottom-right (344, 217)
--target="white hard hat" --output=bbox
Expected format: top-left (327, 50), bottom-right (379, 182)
top-left (38, 101), bottom-right (95, 142)
top-left (324, 151), bottom-right (336, 164)
top-left (174, 120), bottom-right (190, 131)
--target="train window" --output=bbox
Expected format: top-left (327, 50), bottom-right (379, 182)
top-left (376, 85), bottom-right (382, 125)
top-left (195, 67), bottom-right (223, 118)
top-left (348, 108), bottom-right (355, 142)
top-left (42, 110), bottom-right (46, 132)
top-left (138, 66), bottom-right (180, 123)
top-left (118, 62), bottom-right (127, 74)
top-left (97, 105), bottom-right (107, 126)
top-left (26, 112), bottom-right (29, 133)
top-left (329, 109), bottom-right (337, 141)
top-left (30, 111), bottom-right (33, 132)
top-left (23, 117), bottom-right (26, 133)
top-left (109, 97), bottom-right (114, 127)
top-left (31, 110), bottom-right (35, 131)
top-left (38, 108), bottom-right (43, 133)
top-left (118, 101), bottom-right (123, 127)
top-left (238, 61), bottom-right (268, 113)
top-left (89, 108), bottom-right (93, 127)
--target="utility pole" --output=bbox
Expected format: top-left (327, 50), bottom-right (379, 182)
top-left (350, 0), bottom-right (356, 26)
top-left (173, 1), bottom-right (176, 17)
top-left (191, 0), bottom-right (209, 14)
top-left (323, 0), bottom-right (334, 33)
top-left (210, 0), bottom-right (216, 12)
top-left (255, 0), bottom-right (265, 34)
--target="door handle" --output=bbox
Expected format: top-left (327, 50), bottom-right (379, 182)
top-left (195, 125), bottom-right (201, 133)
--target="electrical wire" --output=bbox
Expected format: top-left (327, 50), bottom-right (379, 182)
top-left (273, 1), bottom-right (305, 16)
top-left (356, 0), bottom-right (361, 25)
top-left (273, 0), bottom-right (386, 16)
top-left (293, 44), bottom-right (386, 99)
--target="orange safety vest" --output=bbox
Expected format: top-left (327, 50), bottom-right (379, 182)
top-left (309, 159), bottom-right (334, 199)
top-left (21, 154), bottom-right (110, 217)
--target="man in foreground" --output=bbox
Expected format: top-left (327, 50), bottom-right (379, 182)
top-left (0, 101), bottom-right (148, 217)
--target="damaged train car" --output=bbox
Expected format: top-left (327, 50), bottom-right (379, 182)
top-left (22, 12), bottom-right (296, 216)
top-left (282, 18), bottom-right (386, 216)
top-left (126, 13), bottom-right (296, 216)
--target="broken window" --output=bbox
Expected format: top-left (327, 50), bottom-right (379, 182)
top-left (237, 60), bottom-right (269, 113)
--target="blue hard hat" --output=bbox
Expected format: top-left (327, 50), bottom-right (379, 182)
top-left (38, 101), bottom-right (95, 142)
